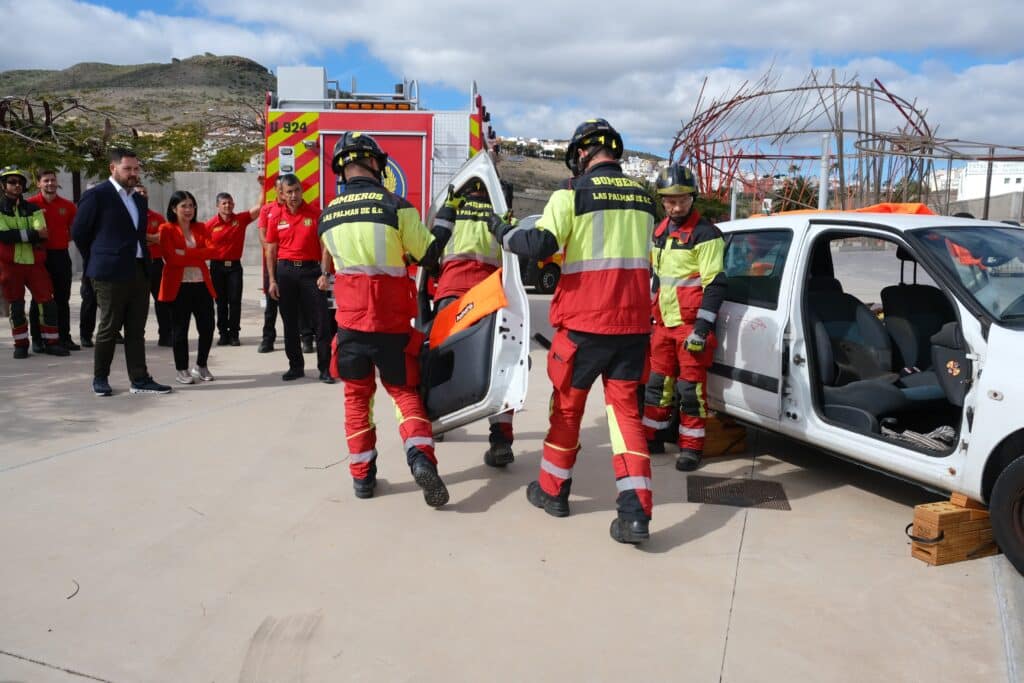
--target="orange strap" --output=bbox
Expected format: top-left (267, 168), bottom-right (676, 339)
top-left (429, 268), bottom-right (508, 348)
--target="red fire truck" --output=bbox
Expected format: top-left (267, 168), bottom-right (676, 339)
top-left (263, 66), bottom-right (495, 211)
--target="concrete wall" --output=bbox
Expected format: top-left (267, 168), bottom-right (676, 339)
top-left (943, 190), bottom-right (1024, 222)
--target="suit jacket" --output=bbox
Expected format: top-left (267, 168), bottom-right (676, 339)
top-left (71, 179), bottom-right (150, 281)
top-left (157, 221), bottom-right (216, 302)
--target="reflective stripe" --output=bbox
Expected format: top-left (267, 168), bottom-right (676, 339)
top-left (41, 332), bottom-right (58, 340)
top-left (20, 229), bottom-right (29, 242)
top-left (441, 253), bottom-right (501, 267)
top-left (697, 309), bottom-right (717, 323)
top-left (339, 264), bottom-right (407, 277)
top-left (12, 331), bottom-right (29, 340)
top-left (592, 211), bottom-right (605, 260)
top-left (374, 224), bottom-right (387, 269)
top-left (501, 225), bottom-right (524, 251)
top-left (679, 426), bottom-right (706, 438)
top-left (434, 217), bottom-right (454, 230)
top-left (661, 275), bottom-right (702, 288)
top-left (175, 249), bottom-right (186, 256)
top-left (404, 436), bottom-right (434, 451)
top-left (616, 476), bottom-right (653, 492)
top-left (351, 450), bottom-right (376, 463)
top-left (540, 458), bottom-right (572, 480)
top-left (561, 257), bottom-right (649, 274)
top-left (642, 417), bottom-right (671, 430)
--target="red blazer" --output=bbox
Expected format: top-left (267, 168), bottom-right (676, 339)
top-left (158, 221), bottom-right (216, 302)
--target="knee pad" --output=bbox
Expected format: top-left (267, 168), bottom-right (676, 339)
top-left (677, 379), bottom-right (704, 418)
top-left (645, 372), bottom-right (674, 407)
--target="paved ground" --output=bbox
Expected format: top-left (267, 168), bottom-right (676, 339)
top-left (1, 274), bottom-right (1021, 682)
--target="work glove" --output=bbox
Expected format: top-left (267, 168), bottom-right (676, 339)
top-left (684, 320), bottom-right (712, 354)
top-left (486, 212), bottom-right (514, 242)
top-left (434, 186), bottom-right (465, 227)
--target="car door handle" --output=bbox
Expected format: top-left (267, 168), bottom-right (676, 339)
top-left (792, 353), bottom-right (806, 366)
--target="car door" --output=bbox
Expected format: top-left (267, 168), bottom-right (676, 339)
top-left (415, 152), bottom-right (530, 434)
top-left (707, 225), bottom-right (796, 422)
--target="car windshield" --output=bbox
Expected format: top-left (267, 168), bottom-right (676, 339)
top-left (911, 225), bottom-right (1024, 322)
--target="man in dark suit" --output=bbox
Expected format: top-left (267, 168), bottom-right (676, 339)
top-left (72, 148), bottom-right (171, 396)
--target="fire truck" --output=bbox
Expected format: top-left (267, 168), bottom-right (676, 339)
top-left (263, 66), bottom-right (496, 212)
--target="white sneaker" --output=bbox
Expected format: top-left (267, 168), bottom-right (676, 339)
top-left (190, 366), bottom-right (215, 382)
top-left (175, 369), bottom-right (194, 385)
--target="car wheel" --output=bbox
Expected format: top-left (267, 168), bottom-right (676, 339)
top-left (991, 455), bottom-right (1024, 576)
top-left (539, 264), bottom-right (560, 294)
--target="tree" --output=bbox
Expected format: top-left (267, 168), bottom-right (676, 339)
top-left (207, 143), bottom-right (260, 172)
top-left (772, 175), bottom-right (818, 213)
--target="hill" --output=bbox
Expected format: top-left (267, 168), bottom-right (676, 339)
top-left (0, 55), bottom-right (274, 133)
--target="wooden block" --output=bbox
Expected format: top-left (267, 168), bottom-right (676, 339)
top-left (950, 492), bottom-right (986, 510)
top-left (913, 501), bottom-right (970, 527)
top-left (910, 499), bottom-right (1000, 566)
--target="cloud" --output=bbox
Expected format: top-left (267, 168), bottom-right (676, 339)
top-left (5, 0), bottom-right (1024, 155)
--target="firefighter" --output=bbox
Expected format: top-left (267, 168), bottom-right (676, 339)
top-left (487, 119), bottom-right (656, 544)
top-left (27, 169), bottom-right (78, 351)
top-left (643, 164), bottom-right (727, 471)
top-left (0, 165), bottom-right (68, 358)
top-left (433, 177), bottom-right (516, 468)
top-left (319, 131), bottom-right (455, 507)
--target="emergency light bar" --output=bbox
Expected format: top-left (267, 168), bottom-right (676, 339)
top-left (332, 102), bottom-right (412, 111)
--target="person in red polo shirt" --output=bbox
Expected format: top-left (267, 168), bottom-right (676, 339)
top-left (27, 169), bottom-right (78, 351)
top-left (136, 183), bottom-right (173, 347)
top-left (205, 192), bottom-right (259, 346)
top-left (265, 173), bottom-right (332, 382)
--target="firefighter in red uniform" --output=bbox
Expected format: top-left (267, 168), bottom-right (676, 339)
top-left (0, 166), bottom-right (68, 358)
top-left (205, 192), bottom-right (258, 346)
top-left (434, 178), bottom-right (516, 468)
top-left (27, 169), bottom-right (78, 351)
top-left (265, 174), bottom-right (333, 382)
top-left (643, 165), bottom-right (727, 471)
top-left (319, 132), bottom-right (455, 507)
top-left (488, 119), bottom-right (657, 544)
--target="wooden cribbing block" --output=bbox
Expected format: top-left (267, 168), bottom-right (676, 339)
top-left (704, 414), bottom-right (747, 458)
top-left (909, 499), bottom-right (1001, 566)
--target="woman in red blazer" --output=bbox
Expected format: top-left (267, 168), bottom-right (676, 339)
top-left (159, 190), bottom-right (217, 384)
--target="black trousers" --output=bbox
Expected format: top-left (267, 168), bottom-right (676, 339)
top-left (263, 261), bottom-right (312, 343)
top-left (171, 282), bottom-right (215, 370)
top-left (30, 249), bottom-right (72, 343)
top-left (92, 261), bottom-right (151, 381)
top-left (80, 275), bottom-right (97, 340)
top-left (149, 258), bottom-right (173, 342)
top-left (210, 260), bottom-right (243, 337)
top-left (276, 261), bottom-right (331, 372)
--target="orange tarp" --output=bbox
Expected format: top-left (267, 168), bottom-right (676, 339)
top-left (750, 202), bottom-right (936, 218)
top-left (429, 268), bottom-right (508, 349)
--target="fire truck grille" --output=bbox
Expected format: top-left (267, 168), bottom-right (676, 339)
top-left (686, 476), bottom-right (791, 510)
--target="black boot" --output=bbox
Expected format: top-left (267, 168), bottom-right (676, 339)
top-left (62, 338), bottom-right (81, 351)
top-left (257, 339), bottom-right (274, 353)
top-left (526, 480), bottom-right (571, 517)
top-left (13, 346), bottom-right (28, 359)
top-left (647, 439), bottom-right (666, 454)
top-left (31, 339), bottom-right (45, 354)
top-left (675, 449), bottom-right (702, 472)
top-left (216, 334), bottom-right (230, 346)
top-left (81, 336), bottom-right (94, 348)
top-left (44, 343), bottom-right (70, 357)
top-left (409, 452), bottom-right (449, 508)
top-left (609, 517), bottom-right (650, 544)
top-left (353, 458), bottom-right (377, 499)
top-left (484, 441), bottom-right (514, 468)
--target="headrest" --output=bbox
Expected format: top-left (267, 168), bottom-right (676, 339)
top-left (895, 245), bottom-right (915, 262)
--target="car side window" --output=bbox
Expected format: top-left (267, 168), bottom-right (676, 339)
top-left (723, 229), bottom-right (793, 309)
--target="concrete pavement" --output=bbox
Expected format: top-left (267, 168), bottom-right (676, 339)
top-left (1, 276), bottom-right (1021, 682)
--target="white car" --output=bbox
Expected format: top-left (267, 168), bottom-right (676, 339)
top-left (706, 210), bottom-right (1024, 573)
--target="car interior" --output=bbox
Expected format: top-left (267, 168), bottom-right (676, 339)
top-left (803, 232), bottom-right (968, 453)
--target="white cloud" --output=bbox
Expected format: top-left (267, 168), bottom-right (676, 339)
top-left (5, 0), bottom-right (1024, 155)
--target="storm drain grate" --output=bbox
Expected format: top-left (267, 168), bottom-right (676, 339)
top-left (686, 476), bottom-right (791, 510)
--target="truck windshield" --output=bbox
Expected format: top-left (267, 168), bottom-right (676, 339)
top-left (911, 226), bottom-right (1024, 323)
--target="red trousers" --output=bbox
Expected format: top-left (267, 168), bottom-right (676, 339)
top-left (1, 261), bottom-right (56, 348)
top-left (643, 323), bottom-right (716, 453)
top-left (539, 328), bottom-right (653, 521)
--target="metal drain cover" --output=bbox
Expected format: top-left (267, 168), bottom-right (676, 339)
top-left (686, 476), bottom-right (791, 510)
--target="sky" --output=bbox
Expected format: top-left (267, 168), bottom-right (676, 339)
top-left (6, 0), bottom-right (1024, 163)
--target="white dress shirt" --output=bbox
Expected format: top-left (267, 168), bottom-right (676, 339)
top-left (110, 176), bottom-right (142, 258)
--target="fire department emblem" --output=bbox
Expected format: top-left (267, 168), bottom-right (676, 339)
top-left (946, 360), bottom-right (961, 377)
top-left (385, 158), bottom-right (407, 198)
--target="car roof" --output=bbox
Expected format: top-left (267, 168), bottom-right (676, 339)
top-left (718, 212), bottom-right (1022, 235)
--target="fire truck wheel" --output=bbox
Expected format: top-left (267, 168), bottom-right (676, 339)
top-left (991, 455), bottom-right (1024, 576)
top-left (538, 264), bottom-right (560, 295)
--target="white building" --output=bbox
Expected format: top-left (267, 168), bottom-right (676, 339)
top-left (958, 161), bottom-right (1024, 201)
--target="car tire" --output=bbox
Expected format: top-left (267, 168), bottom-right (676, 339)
top-left (990, 455), bottom-right (1024, 576)
top-left (538, 264), bottom-right (560, 295)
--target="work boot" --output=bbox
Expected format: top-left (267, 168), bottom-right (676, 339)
top-left (675, 449), bottom-right (702, 472)
top-left (609, 516), bottom-right (650, 545)
top-left (484, 441), bottom-right (514, 468)
top-left (302, 337), bottom-right (314, 354)
top-left (647, 439), bottom-right (665, 455)
top-left (257, 339), bottom-right (274, 353)
top-left (353, 458), bottom-right (378, 499)
top-left (13, 346), bottom-right (29, 359)
top-left (230, 334), bottom-right (241, 347)
top-left (282, 367), bottom-right (305, 381)
top-left (526, 480), bottom-right (570, 518)
top-left (31, 339), bottom-right (45, 354)
top-left (409, 454), bottom-right (449, 508)
top-left (216, 334), bottom-right (230, 346)
top-left (44, 343), bottom-right (70, 357)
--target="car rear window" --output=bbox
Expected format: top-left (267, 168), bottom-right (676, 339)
top-left (723, 229), bottom-right (793, 309)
